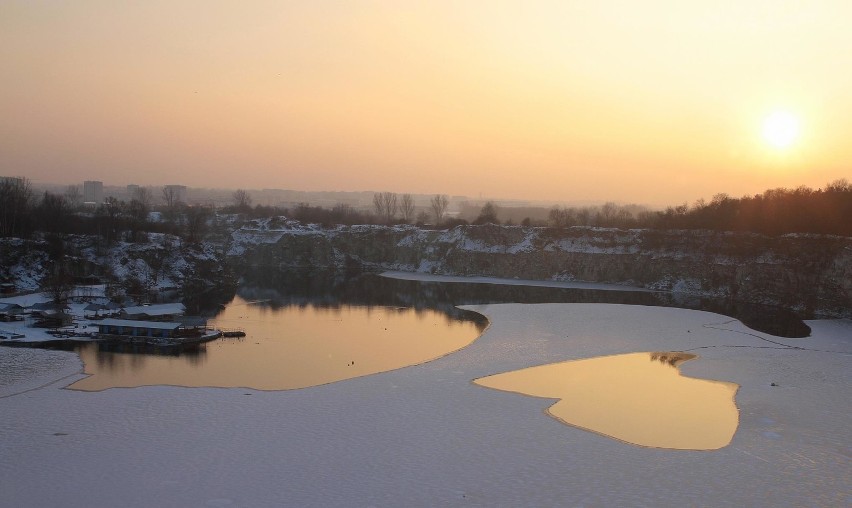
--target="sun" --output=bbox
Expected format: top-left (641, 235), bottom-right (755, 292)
top-left (762, 110), bottom-right (800, 149)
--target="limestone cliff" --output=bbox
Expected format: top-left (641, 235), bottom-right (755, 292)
top-left (228, 219), bottom-right (852, 318)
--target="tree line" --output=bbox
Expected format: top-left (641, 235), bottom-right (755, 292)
top-left (546, 180), bottom-right (851, 236)
top-left (2, 178), bottom-right (850, 239)
top-left (0, 177), bottom-right (210, 244)
top-left (221, 189), bottom-right (452, 227)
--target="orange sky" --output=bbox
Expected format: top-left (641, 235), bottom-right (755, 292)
top-left (2, 1), bottom-right (850, 206)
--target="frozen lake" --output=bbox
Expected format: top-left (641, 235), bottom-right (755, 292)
top-left (2, 272), bottom-right (848, 506)
top-left (66, 271), bottom-right (809, 392)
top-left (1, 303), bottom-right (849, 507)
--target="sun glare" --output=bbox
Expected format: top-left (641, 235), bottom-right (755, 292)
top-left (762, 111), bottom-right (800, 149)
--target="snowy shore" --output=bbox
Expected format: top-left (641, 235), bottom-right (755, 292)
top-left (380, 270), bottom-right (651, 292)
top-left (1, 303), bottom-right (850, 507)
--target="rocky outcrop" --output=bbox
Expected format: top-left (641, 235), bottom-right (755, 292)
top-left (1, 234), bottom-right (233, 303)
top-left (229, 219), bottom-right (852, 318)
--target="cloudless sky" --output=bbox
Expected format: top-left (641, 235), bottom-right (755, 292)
top-left (2, 1), bottom-right (850, 206)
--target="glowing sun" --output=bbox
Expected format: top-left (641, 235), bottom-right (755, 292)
top-left (762, 110), bottom-right (800, 149)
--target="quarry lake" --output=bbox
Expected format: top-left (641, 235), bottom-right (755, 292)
top-left (68, 271), bottom-right (809, 391)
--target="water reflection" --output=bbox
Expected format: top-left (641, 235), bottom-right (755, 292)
top-left (69, 298), bottom-right (484, 391)
top-left (474, 352), bottom-right (739, 450)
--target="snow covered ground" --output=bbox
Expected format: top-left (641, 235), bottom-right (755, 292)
top-left (1, 303), bottom-right (850, 507)
top-left (0, 288), bottom-right (106, 343)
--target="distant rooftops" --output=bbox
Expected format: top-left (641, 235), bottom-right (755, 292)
top-left (121, 303), bottom-right (186, 317)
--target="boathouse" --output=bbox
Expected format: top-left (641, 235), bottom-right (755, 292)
top-left (97, 318), bottom-right (183, 339)
top-left (120, 303), bottom-right (186, 321)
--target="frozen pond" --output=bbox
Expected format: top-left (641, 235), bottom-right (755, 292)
top-left (69, 296), bottom-right (486, 391)
top-left (2, 302), bottom-right (849, 507)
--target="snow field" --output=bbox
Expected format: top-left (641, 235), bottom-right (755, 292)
top-left (0, 304), bottom-right (849, 507)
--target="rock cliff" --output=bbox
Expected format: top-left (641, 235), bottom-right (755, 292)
top-left (228, 219), bottom-right (852, 318)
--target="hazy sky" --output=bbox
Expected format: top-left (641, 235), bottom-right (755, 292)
top-left (2, 1), bottom-right (850, 206)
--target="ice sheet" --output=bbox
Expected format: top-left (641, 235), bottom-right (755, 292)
top-left (1, 304), bottom-right (849, 507)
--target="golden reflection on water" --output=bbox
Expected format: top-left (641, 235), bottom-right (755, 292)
top-left (474, 352), bottom-right (739, 450)
top-left (69, 297), bottom-right (485, 391)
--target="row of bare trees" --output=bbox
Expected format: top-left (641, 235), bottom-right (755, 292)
top-left (372, 192), bottom-right (449, 225)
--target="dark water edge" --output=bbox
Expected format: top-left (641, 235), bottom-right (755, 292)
top-left (2, 269), bottom-right (809, 358)
top-left (1, 338), bottom-right (210, 358)
top-left (228, 269), bottom-right (810, 338)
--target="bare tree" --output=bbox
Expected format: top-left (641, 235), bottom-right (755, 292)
top-left (97, 197), bottom-right (123, 244)
top-left (826, 178), bottom-right (850, 192)
top-left (597, 202), bottom-right (618, 226)
top-left (0, 176), bottom-right (33, 237)
top-left (474, 201), bottom-right (498, 225)
top-left (64, 185), bottom-right (82, 208)
top-left (128, 187), bottom-right (153, 227)
top-left (548, 207), bottom-right (574, 227)
top-left (400, 194), bottom-right (415, 224)
top-left (373, 192), bottom-right (398, 224)
top-left (34, 192), bottom-right (70, 232)
top-left (44, 259), bottom-right (74, 307)
top-left (131, 186), bottom-right (153, 210)
top-left (233, 189), bottom-right (252, 211)
top-left (430, 194), bottom-right (449, 226)
top-left (184, 205), bottom-right (211, 243)
top-left (162, 186), bottom-right (180, 209)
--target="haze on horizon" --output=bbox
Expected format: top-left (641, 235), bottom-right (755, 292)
top-left (2, 1), bottom-right (850, 207)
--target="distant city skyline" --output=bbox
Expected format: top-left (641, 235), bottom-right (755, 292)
top-left (2, 1), bottom-right (851, 207)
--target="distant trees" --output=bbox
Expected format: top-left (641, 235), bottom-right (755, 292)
top-left (44, 257), bottom-right (74, 307)
top-left (430, 194), bottom-right (449, 226)
top-left (400, 194), bottom-right (415, 224)
top-left (184, 205), bottom-right (212, 243)
top-left (290, 202), bottom-right (372, 226)
top-left (548, 203), bottom-right (626, 228)
top-left (97, 197), bottom-right (123, 244)
top-left (0, 176), bottom-right (34, 237)
top-left (474, 201), bottom-right (498, 225)
top-left (232, 189), bottom-right (252, 211)
top-left (373, 192), bottom-right (398, 224)
top-left (33, 192), bottom-right (70, 233)
top-left (664, 181), bottom-right (852, 235)
top-left (543, 181), bottom-right (852, 236)
top-left (64, 185), bottom-right (82, 208)
top-left (1, 181), bottom-right (849, 244)
top-left (162, 186), bottom-right (181, 209)
top-left (130, 186), bottom-right (153, 212)
top-left (548, 207), bottom-right (573, 227)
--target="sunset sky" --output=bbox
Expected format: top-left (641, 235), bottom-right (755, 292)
top-left (2, 1), bottom-right (850, 206)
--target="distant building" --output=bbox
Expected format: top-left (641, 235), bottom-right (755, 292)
top-left (120, 303), bottom-right (186, 321)
top-left (127, 184), bottom-right (141, 198)
top-left (96, 318), bottom-right (207, 340)
top-left (96, 319), bottom-right (183, 339)
top-left (83, 180), bottom-right (104, 205)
